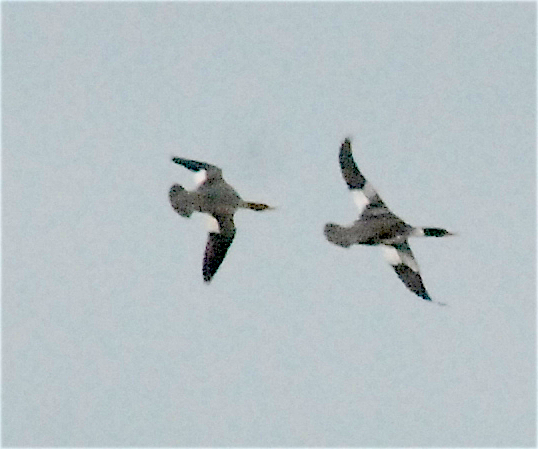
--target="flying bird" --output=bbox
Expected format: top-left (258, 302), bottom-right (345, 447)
top-left (324, 138), bottom-right (454, 304)
top-left (169, 157), bottom-right (273, 283)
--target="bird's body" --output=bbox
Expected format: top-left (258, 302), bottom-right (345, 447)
top-left (324, 138), bottom-right (453, 303)
top-left (170, 157), bottom-right (272, 283)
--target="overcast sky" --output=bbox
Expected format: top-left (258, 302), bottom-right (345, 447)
top-left (3, 2), bottom-right (535, 447)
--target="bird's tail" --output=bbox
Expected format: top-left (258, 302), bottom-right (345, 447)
top-left (169, 184), bottom-right (195, 217)
top-left (324, 223), bottom-right (355, 248)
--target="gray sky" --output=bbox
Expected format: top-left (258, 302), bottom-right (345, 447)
top-left (3, 2), bottom-right (535, 447)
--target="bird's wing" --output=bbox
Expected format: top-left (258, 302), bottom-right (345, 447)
top-left (202, 214), bottom-right (236, 283)
top-left (382, 241), bottom-right (433, 302)
top-left (172, 157), bottom-right (217, 172)
top-left (172, 157), bottom-right (222, 185)
top-left (338, 138), bottom-right (393, 220)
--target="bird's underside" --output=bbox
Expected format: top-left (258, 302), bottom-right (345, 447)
top-left (170, 156), bottom-right (271, 283)
top-left (324, 138), bottom-right (449, 304)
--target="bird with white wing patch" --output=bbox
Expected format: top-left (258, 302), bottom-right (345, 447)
top-left (169, 157), bottom-right (274, 283)
top-left (324, 138), bottom-right (454, 304)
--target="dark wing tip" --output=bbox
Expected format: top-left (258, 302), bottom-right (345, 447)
top-left (420, 291), bottom-right (432, 301)
top-left (338, 138), bottom-right (366, 190)
top-left (202, 231), bottom-right (235, 283)
top-left (393, 264), bottom-right (432, 301)
top-left (340, 138), bottom-right (352, 155)
top-left (172, 157), bottom-right (215, 172)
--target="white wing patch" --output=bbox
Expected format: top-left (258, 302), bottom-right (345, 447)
top-left (351, 181), bottom-right (377, 215)
top-left (362, 181), bottom-right (377, 200)
top-left (399, 251), bottom-right (420, 273)
top-left (382, 245), bottom-right (402, 266)
top-left (205, 215), bottom-right (220, 233)
top-left (194, 170), bottom-right (207, 186)
top-left (352, 190), bottom-right (370, 215)
top-left (382, 245), bottom-right (420, 273)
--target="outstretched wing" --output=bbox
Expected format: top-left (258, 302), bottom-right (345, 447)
top-left (172, 157), bottom-right (217, 172)
top-left (382, 241), bottom-right (432, 301)
top-left (202, 214), bottom-right (236, 283)
top-left (339, 138), bottom-right (394, 220)
top-left (172, 157), bottom-right (223, 185)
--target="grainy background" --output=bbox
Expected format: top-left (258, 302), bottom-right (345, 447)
top-left (3, 2), bottom-right (535, 446)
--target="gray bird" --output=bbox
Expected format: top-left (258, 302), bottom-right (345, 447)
top-left (170, 157), bottom-right (273, 283)
top-left (324, 138), bottom-right (454, 303)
